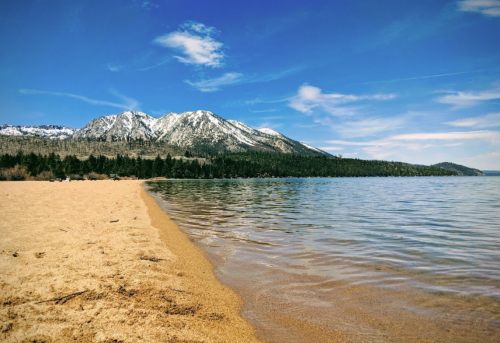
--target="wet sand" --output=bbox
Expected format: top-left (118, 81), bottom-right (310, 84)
top-left (0, 181), bottom-right (261, 343)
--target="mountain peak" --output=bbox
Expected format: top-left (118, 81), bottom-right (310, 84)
top-left (120, 111), bottom-right (151, 117)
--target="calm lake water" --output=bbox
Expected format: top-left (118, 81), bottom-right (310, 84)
top-left (146, 177), bottom-right (500, 343)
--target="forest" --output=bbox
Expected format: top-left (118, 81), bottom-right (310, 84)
top-left (0, 151), bottom-right (458, 180)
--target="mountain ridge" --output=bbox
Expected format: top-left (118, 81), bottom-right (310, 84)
top-left (0, 124), bottom-right (76, 139)
top-left (1, 110), bottom-right (327, 156)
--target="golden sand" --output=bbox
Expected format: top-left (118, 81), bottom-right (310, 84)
top-left (0, 180), bottom-right (262, 343)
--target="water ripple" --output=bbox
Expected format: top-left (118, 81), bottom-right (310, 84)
top-left (147, 177), bottom-right (500, 342)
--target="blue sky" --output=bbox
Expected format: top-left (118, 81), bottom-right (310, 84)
top-left (1, 0), bottom-right (499, 169)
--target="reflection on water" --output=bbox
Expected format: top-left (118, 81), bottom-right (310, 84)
top-left (147, 177), bottom-right (500, 343)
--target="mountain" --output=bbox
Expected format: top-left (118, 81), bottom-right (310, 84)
top-left (72, 111), bottom-right (158, 141)
top-left (72, 110), bottom-right (327, 155)
top-left (0, 124), bottom-right (76, 139)
top-left (432, 162), bottom-right (485, 176)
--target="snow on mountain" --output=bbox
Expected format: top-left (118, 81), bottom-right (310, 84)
top-left (227, 119), bottom-right (257, 135)
top-left (72, 111), bottom-right (157, 140)
top-left (154, 110), bottom-right (260, 148)
top-left (257, 127), bottom-right (283, 137)
top-left (0, 124), bottom-right (76, 139)
top-left (2, 110), bottom-right (327, 155)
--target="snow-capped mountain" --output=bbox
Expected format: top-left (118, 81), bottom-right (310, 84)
top-left (73, 110), bottom-right (327, 155)
top-left (0, 124), bottom-right (76, 139)
top-left (72, 111), bottom-right (156, 141)
top-left (2, 110), bottom-right (327, 155)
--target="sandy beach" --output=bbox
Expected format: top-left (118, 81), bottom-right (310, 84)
top-left (0, 180), bottom-right (261, 343)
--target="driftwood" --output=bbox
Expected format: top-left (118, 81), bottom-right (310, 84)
top-left (140, 256), bottom-right (163, 262)
top-left (110, 220), bottom-right (119, 223)
top-left (35, 290), bottom-right (89, 304)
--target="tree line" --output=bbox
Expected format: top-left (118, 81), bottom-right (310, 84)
top-left (0, 135), bottom-right (187, 159)
top-left (0, 150), bottom-right (458, 181)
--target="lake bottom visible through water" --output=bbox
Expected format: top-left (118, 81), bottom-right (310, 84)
top-left (146, 177), bottom-right (500, 343)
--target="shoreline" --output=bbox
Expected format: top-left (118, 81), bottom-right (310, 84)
top-left (0, 180), bottom-right (261, 342)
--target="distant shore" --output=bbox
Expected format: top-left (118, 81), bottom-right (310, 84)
top-left (0, 180), bottom-right (261, 342)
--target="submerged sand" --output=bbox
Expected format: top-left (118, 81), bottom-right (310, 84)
top-left (0, 180), bottom-right (261, 343)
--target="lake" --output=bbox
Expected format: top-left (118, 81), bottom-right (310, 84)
top-left (146, 177), bottom-right (500, 343)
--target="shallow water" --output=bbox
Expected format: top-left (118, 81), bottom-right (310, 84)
top-left (147, 177), bottom-right (500, 343)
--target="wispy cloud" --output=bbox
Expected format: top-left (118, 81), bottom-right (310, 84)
top-left (445, 112), bottom-right (500, 128)
top-left (288, 84), bottom-right (396, 116)
top-left (133, 0), bottom-right (159, 10)
top-left (153, 21), bottom-right (225, 68)
top-left (463, 150), bottom-right (500, 170)
top-left (362, 70), bottom-right (483, 85)
top-left (185, 73), bottom-right (243, 92)
top-left (329, 130), bottom-right (500, 145)
top-left (141, 1), bottom-right (159, 10)
top-left (186, 67), bottom-right (304, 92)
top-left (334, 116), bottom-right (410, 138)
top-left (391, 130), bottom-right (500, 141)
top-left (138, 59), bottom-right (170, 71)
top-left (256, 121), bottom-right (283, 129)
top-left (436, 86), bottom-right (500, 108)
top-left (369, 6), bottom-right (459, 49)
top-left (326, 138), bottom-right (433, 160)
top-left (108, 89), bottom-right (140, 110)
top-left (19, 89), bottom-right (139, 111)
top-left (107, 51), bottom-right (172, 73)
top-left (317, 146), bottom-right (344, 151)
top-left (249, 66), bottom-right (305, 83)
top-left (250, 110), bottom-right (279, 114)
top-left (107, 63), bottom-right (124, 72)
top-left (328, 130), bottom-right (500, 161)
top-left (457, 0), bottom-right (500, 17)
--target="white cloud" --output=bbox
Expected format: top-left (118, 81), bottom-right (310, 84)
top-left (19, 89), bottom-right (139, 111)
top-left (445, 112), bottom-right (500, 128)
top-left (457, 0), bottom-right (500, 17)
top-left (153, 21), bottom-right (224, 68)
top-left (436, 86), bottom-right (500, 108)
top-left (288, 84), bottom-right (396, 116)
top-left (180, 21), bottom-right (216, 35)
top-left (185, 73), bottom-right (243, 92)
